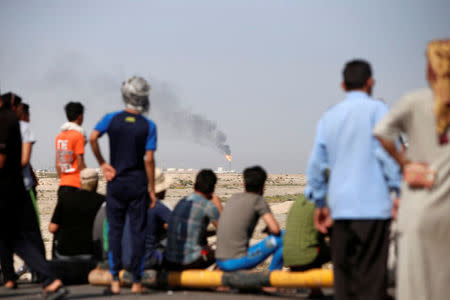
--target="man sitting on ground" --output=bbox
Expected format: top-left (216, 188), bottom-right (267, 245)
top-left (49, 168), bottom-right (104, 257)
top-left (215, 166), bottom-right (283, 271)
top-left (165, 169), bottom-right (223, 270)
top-left (283, 194), bottom-right (331, 298)
top-left (48, 168), bottom-right (104, 284)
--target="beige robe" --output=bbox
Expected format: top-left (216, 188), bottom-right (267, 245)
top-left (373, 88), bottom-right (450, 300)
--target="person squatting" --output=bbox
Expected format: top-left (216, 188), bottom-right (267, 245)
top-left (1, 39), bottom-right (450, 300)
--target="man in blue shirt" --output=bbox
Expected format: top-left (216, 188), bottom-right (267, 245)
top-left (90, 76), bottom-right (157, 295)
top-left (306, 60), bottom-right (392, 300)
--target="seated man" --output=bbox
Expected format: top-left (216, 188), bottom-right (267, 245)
top-left (49, 168), bottom-right (105, 256)
top-left (165, 169), bottom-right (223, 270)
top-left (48, 168), bottom-right (104, 284)
top-left (283, 195), bottom-right (331, 298)
top-left (215, 166), bottom-right (283, 271)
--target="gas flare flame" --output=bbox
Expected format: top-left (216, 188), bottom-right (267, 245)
top-left (225, 154), bottom-right (232, 162)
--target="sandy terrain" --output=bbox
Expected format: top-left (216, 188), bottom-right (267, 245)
top-left (34, 172), bottom-right (306, 260)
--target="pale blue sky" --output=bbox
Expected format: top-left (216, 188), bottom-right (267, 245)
top-left (1, 1), bottom-right (449, 173)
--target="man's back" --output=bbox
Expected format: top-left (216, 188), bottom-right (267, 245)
top-left (311, 91), bottom-right (391, 219)
top-left (51, 189), bottom-right (104, 255)
top-left (166, 193), bottom-right (219, 265)
top-left (55, 129), bottom-right (84, 188)
top-left (216, 192), bottom-right (270, 260)
top-left (283, 196), bottom-right (320, 266)
top-left (94, 110), bottom-right (156, 178)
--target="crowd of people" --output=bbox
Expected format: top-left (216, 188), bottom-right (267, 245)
top-left (0, 39), bottom-right (449, 300)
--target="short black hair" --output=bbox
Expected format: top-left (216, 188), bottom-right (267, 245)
top-left (65, 102), bottom-right (84, 121)
top-left (244, 166), bottom-right (267, 193)
top-left (22, 103), bottom-right (30, 115)
top-left (343, 60), bottom-right (372, 90)
top-left (0, 92), bottom-right (22, 109)
top-left (194, 169), bottom-right (217, 195)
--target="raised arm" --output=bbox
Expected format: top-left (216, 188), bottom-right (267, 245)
top-left (90, 130), bottom-right (116, 181)
top-left (373, 92), bottom-right (413, 169)
top-left (377, 137), bottom-right (409, 170)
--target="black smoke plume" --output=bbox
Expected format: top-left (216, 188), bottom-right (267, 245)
top-left (150, 81), bottom-right (232, 155)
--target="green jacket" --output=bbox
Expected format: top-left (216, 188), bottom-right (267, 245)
top-left (283, 195), bottom-right (321, 267)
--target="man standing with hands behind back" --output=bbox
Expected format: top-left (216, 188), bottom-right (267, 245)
top-left (90, 76), bottom-right (157, 295)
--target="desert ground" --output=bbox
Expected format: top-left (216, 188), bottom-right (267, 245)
top-left (34, 172), bottom-right (307, 260)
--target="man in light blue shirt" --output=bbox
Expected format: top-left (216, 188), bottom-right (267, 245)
top-left (306, 60), bottom-right (392, 300)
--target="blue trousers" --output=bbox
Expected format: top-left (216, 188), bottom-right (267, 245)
top-left (106, 176), bottom-right (148, 282)
top-left (216, 233), bottom-right (284, 271)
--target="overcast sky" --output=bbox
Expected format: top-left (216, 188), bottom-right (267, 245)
top-left (1, 1), bottom-right (449, 173)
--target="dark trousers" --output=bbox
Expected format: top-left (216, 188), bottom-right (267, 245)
top-left (331, 219), bottom-right (390, 300)
top-left (48, 257), bottom-right (96, 285)
top-left (0, 183), bottom-right (56, 288)
top-left (106, 177), bottom-right (149, 283)
top-left (0, 236), bottom-right (56, 287)
top-left (0, 189), bottom-right (46, 282)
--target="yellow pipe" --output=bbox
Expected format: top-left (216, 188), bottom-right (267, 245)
top-left (89, 268), bottom-right (333, 288)
top-left (168, 270), bottom-right (224, 288)
top-left (270, 269), bottom-right (333, 288)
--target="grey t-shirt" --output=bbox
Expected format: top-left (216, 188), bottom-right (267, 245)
top-left (216, 192), bottom-right (271, 260)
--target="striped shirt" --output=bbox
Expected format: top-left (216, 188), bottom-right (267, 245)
top-left (165, 193), bottom-right (220, 264)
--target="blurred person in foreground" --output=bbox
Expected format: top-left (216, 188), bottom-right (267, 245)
top-left (165, 169), bottom-right (223, 270)
top-left (306, 60), bottom-right (392, 300)
top-left (215, 166), bottom-right (283, 272)
top-left (374, 39), bottom-right (450, 300)
top-left (0, 93), bottom-right (67, 299)
top-left (0, 95), bottom-right (46, 287)
top-left (90, 76), bottom-right (157, 295)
